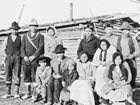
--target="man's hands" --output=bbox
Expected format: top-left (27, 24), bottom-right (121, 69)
top-left (29, 56), bottom-right (35, 62)
top-left (24, 56), bottom-right (29, 62)
top-left (24, 56), bottom-right (35, 62)
top-left (53, 74), bottom-right (61, 79)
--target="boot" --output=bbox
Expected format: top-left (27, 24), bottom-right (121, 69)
top-left (21, 83), bottom-right (31, 100)
top-left (14, 85), bottom-right (20, 98)
top-left (2, 84), bottom-right (12, 99)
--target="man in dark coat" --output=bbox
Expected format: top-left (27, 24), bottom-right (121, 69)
top-left (77, 24), bottom-right (100, 61)
top-left (2, 22), bottom-right (21, 99)
top-left (21, 19), bottom-right (44, 99)
top-left (50, 44), bottom-right (72, 105)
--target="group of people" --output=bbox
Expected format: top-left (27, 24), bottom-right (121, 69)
top-left (1, 18), bottom-right (140, 105)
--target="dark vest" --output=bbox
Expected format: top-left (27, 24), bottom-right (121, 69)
top-left (6, 35), bottom-right (21, 56)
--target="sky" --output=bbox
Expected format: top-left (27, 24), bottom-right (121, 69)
top-left (0, 0), bottom-right (140, 29)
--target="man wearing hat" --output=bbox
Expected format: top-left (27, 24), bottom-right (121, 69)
top-left (101, 23), bottom-right (118, 48)
top-left (50, 44), bottom-right (72, 105)
top-left (117, 22), bottom-right (140, 88)
top-left (21, 19), bottom-right (44, 99)
top-left (2, 21), bottom-right (21, 98)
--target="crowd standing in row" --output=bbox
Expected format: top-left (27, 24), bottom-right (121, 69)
top-left (1, 18), bottom-right (140, 105)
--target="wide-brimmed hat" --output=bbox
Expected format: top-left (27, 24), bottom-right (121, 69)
top-left (120, 22), bottom-right (133, 30)
top-left (38, 56), bottom-right (51, 64)
top-left (10, 21), bottom-right (20, 30)
top-left (53, 44), bottom-right (67, 54)
top-left (29, 19), bottom-right (38, 26)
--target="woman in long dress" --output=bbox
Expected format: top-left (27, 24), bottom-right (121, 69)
top-left (103, 52), bottom-right (136, 105)
top-left (92, 39), bottom-right (116, 102)
top-left (70, 51), bottom-right (96, 105)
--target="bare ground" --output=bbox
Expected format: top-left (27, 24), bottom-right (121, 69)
top-left (0, 81), bottom-right (44, 105)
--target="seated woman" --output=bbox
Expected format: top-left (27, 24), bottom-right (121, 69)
top-left (92, 39), bottom-right (116, 105)
top-left (70, 51), bottom-right (96, 105)
top-left (103, 52), bottom-right (136, 105)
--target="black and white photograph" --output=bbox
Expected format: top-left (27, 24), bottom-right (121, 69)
top-left (0, 0), bottom-right (140, 105)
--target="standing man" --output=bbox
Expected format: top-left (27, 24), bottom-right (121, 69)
top-left (117, 22), bottom-right (140, 88)
top-left (77, 24), bottom-right (100, 61)
top-left (101, 23), bottom-right (118, 48)
top-left (2, 22), bottom-right (21, 99)
top-left (21, 19), bottom-right (44, 99)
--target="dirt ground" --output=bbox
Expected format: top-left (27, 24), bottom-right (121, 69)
top-left (0, 81), bottom-right (140, 105)
top-left (0, 81), bottom-right (44, 105)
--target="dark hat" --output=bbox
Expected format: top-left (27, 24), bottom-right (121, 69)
top-left (38, 56), bottom-right (51, 64)
top-left (53, 44), bottom-right (67, 54)
top-left (84, 22), bottom-right (94, 31)
top-left (120, 22), bottom-right (133, 30)
top-left (104, 22), bottom-right (113, 29)
top-left (10, 21), bottom-right (20, 30)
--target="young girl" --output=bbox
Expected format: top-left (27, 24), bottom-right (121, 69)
top-left (32, 56), bottom-right (53, 105)
top-left (70, 51), bottom-right (96, 105)
top-left (59, 59), bottom-right (79, 105)
top-left (103, 52), bottom-right (136, 105)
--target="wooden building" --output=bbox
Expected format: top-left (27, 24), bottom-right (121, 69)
top-left (0, 13), bottom-right (140, 81)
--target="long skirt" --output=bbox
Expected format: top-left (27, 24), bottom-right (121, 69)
top-left (60, 87), bottom-right (70, 101)
top-left (95, 66), bottom-right (107, 97)
top-left (106, 84), bottom-right (132, 102)
top-left (70, 79), bottom-right (95, 105)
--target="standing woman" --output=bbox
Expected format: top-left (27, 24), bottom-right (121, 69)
top-left (92, 39), bottom-right (116, 104)
top-left (44, 26), bottom-right (62, 58)
top-left (77, 24), bottom-right (100, 61)
top-left (70, 51), bottom-right (96, 105)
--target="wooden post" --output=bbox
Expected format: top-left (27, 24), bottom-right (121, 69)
top-left (18, 4), bottom-right (25, 24)
top-left (70, 2), bottom-right (73, 21)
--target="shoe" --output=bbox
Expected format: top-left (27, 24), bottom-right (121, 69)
top-left (40, 98), bottom-right (46, 103)
top-left (31, 95), bottom-right (38, 103)
top-left (14, 94), bottom-right (20, 99)
top-left (31, 95), bottom-right (35, 100)
top-left (53, 103), bottom-right (60, 105)
top-left (21, 94), bottom-right (31, 100)
top-left (45, 102), bottom-right (52, 105)
top-left (130, 102), bottom-right (136, 105)
top-left (1, 94), bottom-right (12, 99)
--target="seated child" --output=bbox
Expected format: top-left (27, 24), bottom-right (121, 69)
top-left (59, 59), bottom-right (79, 105)
top-left (32, 56), bottom-right (53, 105)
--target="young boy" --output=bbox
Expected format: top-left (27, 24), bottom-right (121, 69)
top-left (59, 59), bottom-right (79, 105)
top-left (32, 56), bottom-right (53, 105)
